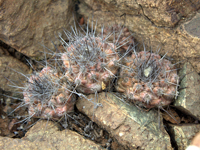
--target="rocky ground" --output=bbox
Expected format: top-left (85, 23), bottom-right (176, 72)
top-left (0, 0), bottom-right (200, 149)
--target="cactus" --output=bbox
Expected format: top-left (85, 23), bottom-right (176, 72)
top-left (23, 67), bottom-right (76, 119)
top-left (116, 50), bottom-right (179, 109)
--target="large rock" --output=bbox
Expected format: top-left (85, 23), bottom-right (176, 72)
top-left (0, 120), bottom-right (104, 150)
top-left (78, 0), bottom-right (200, 72)
top-left (76, 92), bottom-right (172, 149)
top-left (174, 62), bottom-right (200, 120)
top-left (0, 0), bottom-right (75, 60)
top-left (83, 0), bottom-right (199, 27)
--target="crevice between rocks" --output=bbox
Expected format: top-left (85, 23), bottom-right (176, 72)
top-left (164, 121), bottom-right (179, 150)
top-left (162, 106), bottom-right (200, 149)
top-left (0, 40), bottom-right (36, 69)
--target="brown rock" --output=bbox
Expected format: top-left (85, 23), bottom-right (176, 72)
top-left (0, 0), bottom-right (75, 60)
top-left (0, 47), bottom-right (31, 91)
top-left (0, 120), bottom-right (104, 150)
top-left (78, 1), bottom-right (200, 72)
top-left (0, 136), bottom-right (47, 150)
top-left (82, 0), bottom-right (141, 16)
top-left (81, 0), bottom-right (200, 27)
top-left (0, 108), bottom-right (14, 137)
top-left (174, 62), bottom-right (200, 120)
top-left (168, 124), bottom-right (200, 149)
top-left (76, 92), bottom-right (172, 149)
top-left (137, 0), bottom-right (200, 27)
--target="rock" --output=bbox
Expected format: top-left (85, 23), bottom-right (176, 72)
top-left (0, 120), bottom-right (104, 150)
top-left (0, 108), bottom-right (14, 137)
top-left (168, 124), bottom-right (200, 150)
top-left (174, 62), bottom-right (200, 120)
top-left (0, 47), bottom-right (31, 91)
top-left (183, 13), bottom-right (200, 38)
top-left (0, 136), bottom-right (47, 150)
top-left (78, 1), bottom-right (200, 72)
top-left (0, 0), bottom-right (75, 60)
top-left (82, 0), bottom-right (200, 27)
top-left (76, 92), bottom-right (172, 149)
top-left (0, 46), bottom-right (9, 56)
top-left (137, 0), bottom-right (200, 27)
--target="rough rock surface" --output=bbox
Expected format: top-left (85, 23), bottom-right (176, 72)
top-left (78, 0), bottom-right (200, 72)
top-left (76, 92), bottom-right (172, 149)
top-left (137, 0), bottom-right (200, 27)
top-left (0, 47), bottom-right (31, 91)
top-left (84, 0), bottom-right (200, 27)
top-left (0, 120), bottom-right (104, 150)
top-left (174, 62), bottom-right (200, 120)
top-left (183, 13), bottom-right (200, 38)
top-left (168, 124), bottom-right (200, 150)
top-left (0, 0), bottom-right (75, 60)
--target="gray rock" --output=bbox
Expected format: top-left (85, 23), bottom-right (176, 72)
top-left (174, 62), bottom-right (200, 120)
top-left (168, 124), bottom-right (200, 150)
top-left (184, 13), bottom-right (200, 38)
top-left (76, 92), bottom-right (173, 150)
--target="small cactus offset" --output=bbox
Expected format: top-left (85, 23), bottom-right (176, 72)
top-left (116, 50), bottom-right (179, 109)
top-left (23, 67), bottom-right (76, 119)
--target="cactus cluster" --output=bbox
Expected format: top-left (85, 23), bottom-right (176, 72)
top-left (14, 21), bottom-right (179, 122)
